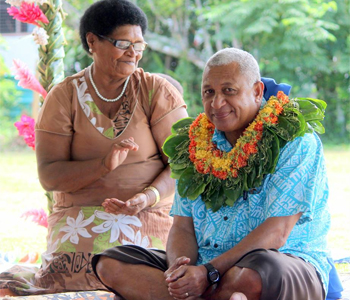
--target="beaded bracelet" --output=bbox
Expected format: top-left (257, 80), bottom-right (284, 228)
top-left (143, 186), bottom-right (160, 207)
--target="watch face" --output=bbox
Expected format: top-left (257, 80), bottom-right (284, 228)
top-left (204, 263), bottom-right (220, 285)
top-left (209, 271), bottom-right (220, 283)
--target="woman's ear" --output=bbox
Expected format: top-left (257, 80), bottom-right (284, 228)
top-left (86, 32), bottom-right (97, 51)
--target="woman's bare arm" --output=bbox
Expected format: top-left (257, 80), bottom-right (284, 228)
top-left (100, 106), bottom-right (188, 214)
top-left (36, 131), bottom-right (138, 193)
top-left (144, 106), bottom-right (188, 204)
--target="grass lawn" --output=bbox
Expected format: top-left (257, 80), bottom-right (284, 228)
top-left (0, 148), bottom-right (349, 271)
top-left (323, 146), bottom-right (350, 270)
top-left (0, 150), bottom-right (47, 260)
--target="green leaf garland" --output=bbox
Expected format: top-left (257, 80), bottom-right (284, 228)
top-left (163, 92), bottom-right (327, 212)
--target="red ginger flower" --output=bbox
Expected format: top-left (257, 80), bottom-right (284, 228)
top-left (14, 114), bottom-right (35, 150)
top-left (7, 2), bottom-right (49, 27)
top-left (21, 208), bottom-right (48, 228)
top-left (13, 59), bottom-right (47, 99)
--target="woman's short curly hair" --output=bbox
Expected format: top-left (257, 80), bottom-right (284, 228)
top-left (79, 0), bottom-right (148, 54)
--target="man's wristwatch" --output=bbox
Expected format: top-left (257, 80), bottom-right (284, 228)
top-left (203, 263), bottom-right (220, 285)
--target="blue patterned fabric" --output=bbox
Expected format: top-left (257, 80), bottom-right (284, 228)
top-left (170, 130), bottom-right (331, 293)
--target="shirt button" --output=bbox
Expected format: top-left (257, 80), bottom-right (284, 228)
top-left (224, 216), bottom-right (228, 221)
top-left (214, 244), bottom-right (218, 248)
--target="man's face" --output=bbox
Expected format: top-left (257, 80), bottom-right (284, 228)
top-left (202, 62), bottom-right (263, 144)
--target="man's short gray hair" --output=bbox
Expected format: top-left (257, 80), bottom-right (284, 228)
top-left (204, 48), bottom-right (261, 86)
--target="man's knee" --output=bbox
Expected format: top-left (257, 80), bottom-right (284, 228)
top-left (95, 256), bottom-right (120, 287)
top-left (233, 266), bottom-right (262, 292)
top-left (221, 266), bottom-right (262, 296)
top-left (235, 249), bottom-right (324, 300)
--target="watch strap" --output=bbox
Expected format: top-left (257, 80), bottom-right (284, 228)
top-left (203, 263), bottom-right (220, 285)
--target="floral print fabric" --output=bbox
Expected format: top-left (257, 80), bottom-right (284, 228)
top-left (0, 205), bottom-right (172, 295)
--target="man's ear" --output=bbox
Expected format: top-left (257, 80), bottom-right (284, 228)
top-left (254, 81), bottom-right (264, 105)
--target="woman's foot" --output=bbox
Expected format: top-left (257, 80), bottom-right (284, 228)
top-left (230, 292), bottom-right (248, 300)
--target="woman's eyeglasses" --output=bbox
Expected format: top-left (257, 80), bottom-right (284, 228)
top-left (97, 34), bottom-right (147, 51)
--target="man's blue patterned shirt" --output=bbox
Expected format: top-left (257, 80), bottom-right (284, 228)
top-left (171, 129), bottom-right (331, 292)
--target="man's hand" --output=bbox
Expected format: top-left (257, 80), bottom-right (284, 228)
top-left (164, 256), bottom-right (191, 280)
top-left (166, 264), bottom-right (208, 299)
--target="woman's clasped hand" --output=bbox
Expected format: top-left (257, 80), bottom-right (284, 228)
top-left (102, 137), bottom-right (148, 216)
top-left (102, 137), bottom-right (139, 172)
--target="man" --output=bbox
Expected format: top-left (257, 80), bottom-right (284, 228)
top-left (92, 48), bottom-right (331, 300)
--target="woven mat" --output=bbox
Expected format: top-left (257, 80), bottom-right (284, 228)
top-left (0, 290), bottom-right (115, 299)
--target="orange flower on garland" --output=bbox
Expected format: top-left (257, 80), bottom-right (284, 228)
top-left (277, 91), bottom-right (290, 104)
top-left (189, 92), bottom-right (290, 180)
top-left (243, 142), bottom-right (258, 155)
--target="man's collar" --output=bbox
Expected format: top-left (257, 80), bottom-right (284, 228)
top-left (213, 129), bottom-right (233, 152)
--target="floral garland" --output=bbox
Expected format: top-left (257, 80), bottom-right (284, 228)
top-left (163, 91), bottom-right (327, 212)
top-left (189, 91), bottom-right (289, 180)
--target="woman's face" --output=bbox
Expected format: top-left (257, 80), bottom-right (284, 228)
top-left (88, 25), bottom-right (144, 79)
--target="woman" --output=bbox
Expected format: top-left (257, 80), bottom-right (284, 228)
top-left (0, 0), bottom-right (187, 295)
